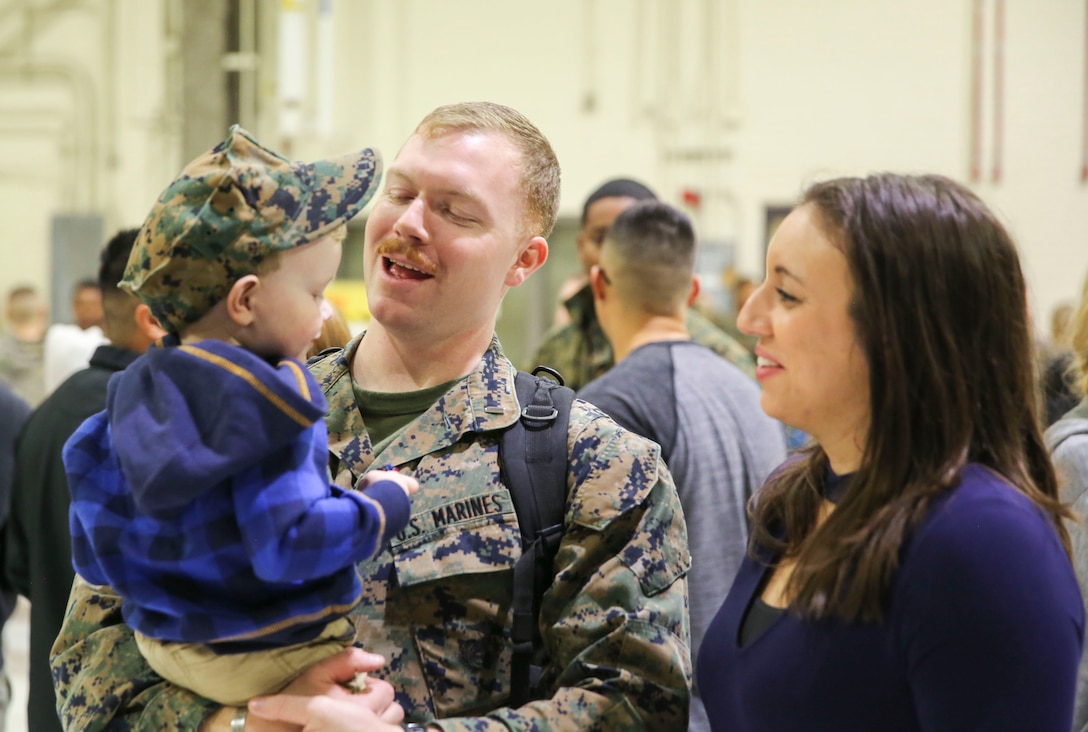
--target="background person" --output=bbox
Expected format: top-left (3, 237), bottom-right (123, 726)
top-left (1043, 299), bottom-right (1082, 426)
top-left (70, 278), bottom-right (104, 331)
top-left (697, 173), bottom-right (1082, 731)
top-left (578, 199), bottom-right (787, 732)
top-left (1045, 271), bottom-right (1088, 732)
top-left (0, 382), bottom-right (30, 732)
top-left (716, 272), bottom-right (757, 355)
top-left (0, 286), bottom-right (47, 406)
top-left (42, 277), bottom-right (110, 395)
top-left (531, 177), bottom-right (753, 389)
top-left (306, 298), bottom-right (354, 360)
top-left (0, 229), bottom-right (163, 732)
top-left (52, 102), bottom-right (692, 732)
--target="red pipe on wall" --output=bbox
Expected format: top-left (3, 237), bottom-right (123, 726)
top-left (970, 0), bottom-right (984, 183)
top-left (992, 0), bottom-right (1004, 183)
top-left (1082, 0), bottom-right (1088, 182)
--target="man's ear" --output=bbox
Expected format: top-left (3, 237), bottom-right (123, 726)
top-left (589, 265), bottom-right (608, 302)
top-left (134, 304), bottom-right (168, 342)
top-left (505, 237), bottom-right (549, 288)
top-left (686, 274), bottom-right (701, 307)
top-left (225, 275), bottom-right (260, 326)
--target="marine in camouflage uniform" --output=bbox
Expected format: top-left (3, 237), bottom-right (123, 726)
top-left (532, 283), bottom-right (755, 391)
top-left (52, 101), bottom-right (693, 731)
top-left (51, 333), bottom-right (692, 730)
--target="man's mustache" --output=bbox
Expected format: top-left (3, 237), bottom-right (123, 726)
top-left (374, 237), bottom-right (437, 275)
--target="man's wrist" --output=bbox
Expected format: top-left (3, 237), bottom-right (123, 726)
top-left (197, 707), bottom-right (238, 732)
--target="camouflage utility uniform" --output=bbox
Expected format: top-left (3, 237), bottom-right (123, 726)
top-left (532, 284), bottom-right (755, 391)
top-left (52, 335), bottom-right (693, 731)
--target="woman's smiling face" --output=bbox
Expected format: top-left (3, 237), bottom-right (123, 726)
top-left (738, 203), bottom-right (871, 470)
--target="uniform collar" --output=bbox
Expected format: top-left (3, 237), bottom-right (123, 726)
top-left (317, 332), bottom-right (522, 477)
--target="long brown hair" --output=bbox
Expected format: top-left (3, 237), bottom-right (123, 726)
top-left (748, 173), bottom-right (1072, 622)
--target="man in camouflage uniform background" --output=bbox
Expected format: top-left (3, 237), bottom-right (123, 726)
top-left (531, 178), bottom-right (755, 391)
top-left (51, 102), bottom-right (693, 731)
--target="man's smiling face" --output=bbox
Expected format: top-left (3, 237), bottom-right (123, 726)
top-left (362, 129), bottom-right (536, 342)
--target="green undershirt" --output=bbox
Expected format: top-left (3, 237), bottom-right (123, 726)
top-left (352, 376), bottom-right (465, 456)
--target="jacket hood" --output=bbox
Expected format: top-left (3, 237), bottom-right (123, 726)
top-left (1046, 398), bottom-right (1088, 451)
top-left (107, 339), bottom-right (326, 519)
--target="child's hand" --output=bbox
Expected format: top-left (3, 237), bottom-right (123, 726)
top-left (363, 468), bottom-right (418, 497)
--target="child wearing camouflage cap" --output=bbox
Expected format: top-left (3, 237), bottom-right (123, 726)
top-left (63, 125), bottom-right (417, 706)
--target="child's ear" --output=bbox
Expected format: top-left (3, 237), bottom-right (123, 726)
top-left (225, 275), bottom-right (260, 326)
top-left (134, 304), bottom-right (167, 342)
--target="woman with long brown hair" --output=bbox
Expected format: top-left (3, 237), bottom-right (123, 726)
top-left (697, 173), bottom-right (1083, 730)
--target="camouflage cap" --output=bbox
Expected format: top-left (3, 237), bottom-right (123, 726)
top-left (122, 124), bottom-right (382, 334)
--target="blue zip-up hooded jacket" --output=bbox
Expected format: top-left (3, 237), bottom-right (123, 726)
top-left (64, 339), bottom-right (411, 648)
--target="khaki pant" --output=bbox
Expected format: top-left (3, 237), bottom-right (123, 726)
top-left (135, 617), bottom-right (355, 706)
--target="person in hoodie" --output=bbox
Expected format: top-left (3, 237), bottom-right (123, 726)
top-left (1046, 271), bottom-right (1088, 732)
top-left (62, 125), bottom-right (418, 710)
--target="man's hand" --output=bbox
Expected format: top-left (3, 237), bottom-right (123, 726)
top-left (199, 649), bottom-right (401, 732)
top-left (248, 693), bottom-right (404, 731)
top-left (280, 648), bottom-right (394, 699)
top-left (248, 648), bottom-right (403, 730)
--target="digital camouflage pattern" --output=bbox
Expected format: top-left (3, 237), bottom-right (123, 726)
top-left (51, 334), bottom-right (693, 731)
top-left (52, 577), bottom-right (216, 730)
top-left (531, 284), bottom-right (755, 391)
top-left (122, 125), bottom-right (382, 335)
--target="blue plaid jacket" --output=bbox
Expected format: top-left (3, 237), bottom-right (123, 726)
top-left (64, 339), bottom-right (411, 648)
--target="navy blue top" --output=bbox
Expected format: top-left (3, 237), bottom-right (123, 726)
top-left (65, 339), bottom-right (411, 649)
top-left (696, 463), bottom-right (1084, 731)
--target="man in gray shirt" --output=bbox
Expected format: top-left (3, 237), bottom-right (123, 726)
top-left (579, 200), bottom-right (787, 732)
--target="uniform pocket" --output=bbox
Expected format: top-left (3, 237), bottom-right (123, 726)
top-left (391, 514), bottom-right (523, 716)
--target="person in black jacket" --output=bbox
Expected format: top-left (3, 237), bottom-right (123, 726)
top-left (0, 229), bottom-right (164, 732)
top-left (0, 380), bottom-right (30, 732)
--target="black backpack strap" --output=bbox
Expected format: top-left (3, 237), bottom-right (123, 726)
top-left (501, 367), bottom-right (574, 708)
